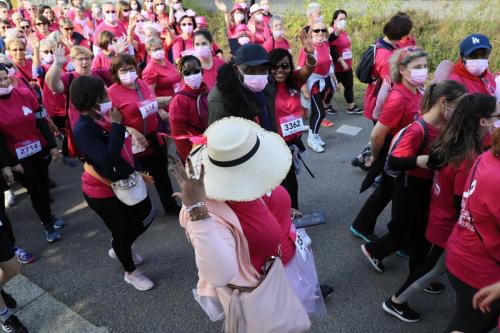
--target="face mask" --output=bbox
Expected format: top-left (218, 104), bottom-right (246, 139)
top-left (261, 4), bottom-right (269, 12)
top-left (312, 36), bottom-right (325, 44)
top-left (119, 71), bottom-right (138, 85)
top-left (184, 72), bottom-right (202, 89)
top-left (107, 43), bottom-right (115, 52)
top-left (173, 3), bottom-right (181, 10)
top-left (272, 30), bottom-right (284, 39)
top-left (122, 11), bottom-right (130, 17)
top-left (407, 68), bottom-right (428, 86)
top-left (151, 49), bottom-right (165, 60)
top-left (337, 19), bottom-right (346, 30)
top-left (238, 36), bottom-right (250, 45)
top-left (180, 24), bottom-right (193, 34)
top-left (99, 101), bottom-right (112, 115)
top-left (7, 67), bottom-right (15, 78)
top-left (131, 3), bottom-right (138, 9)
top-left (92, 7), bottom-right (100, 14)
top-left (195, 45), bottom-right (211, 59)
top-left (0, 85), bottom-right (13, 96)
top-left (238, 67), bottom-right (268, 93)
top-left (234, 12), bottom-right (244, 22)
top-left (58, 1), bottom-right (65, 6)
top-left (156, 4), bottom-right (164, 11)
top-left (104, 13), bottom-right (116, 22)
top-left (42, 53), bottom-right (54, 64)
top-left (146, 2), bottom-right (153, 9)
top-left (254, 13), bottom-right (263, 22)
top-left (465, 59), bottom-right (488, 77)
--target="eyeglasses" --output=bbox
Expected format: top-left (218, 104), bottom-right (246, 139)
top-left (272, 63), bottom-right (290, 70)
top-left (41, 50), bottom-right (54, 54)
top-left (312, 29), bottom-right (327, 33)
top-left (9, 48), bottom-right (26, 52)
top-left (36, 22), bottom-right (49, 26)
top-left (399, 47), bottom-right (423, 62)
top-left (63, 27), bottom-right (74, 31)
top-left (105, 10), bottom-right (116, 13)
top-left (182, 69), bottom-right (201, 76)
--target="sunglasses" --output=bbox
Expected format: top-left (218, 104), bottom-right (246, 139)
top-left (63, 27), bottom-right (74, 31)
top-left (36, 22), bottom-right (49, 26)
top-left (0, 63), bottom-right (14, 70)
top-left (42, 50), bottom-right (54, 54)
top-left (272, 63), bottom-right (290, 70)
top-left (136, 19), bottom-right (145, 22)
top-left (182, 68), bottom-right (201, 76)
top-left (312, 29), bottom-right (327, 33)
top-left (122, 8), bottom-right (130, 12)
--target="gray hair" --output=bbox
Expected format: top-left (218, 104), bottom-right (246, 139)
top-left (145, 36), bottom-right (162, 52)
top-left (390, 47), bottom-right (428, 83)
top-left (268, 15), bottom-right (283, 29)
top-left (4, 28), bottom-right (19, 43)
top-left (40, 38), bottom-right (56, 50)
top-left (305, 2), bottom-right (320, 17)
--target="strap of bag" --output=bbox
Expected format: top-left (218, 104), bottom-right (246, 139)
top-left (133, 81), bottom-right (147, 135)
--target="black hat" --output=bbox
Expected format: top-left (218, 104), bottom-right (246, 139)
top-left (234, 44), bottom-right (271, 66)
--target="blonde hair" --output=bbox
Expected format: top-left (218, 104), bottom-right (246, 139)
top-left (389, 47), bottom-right (427, 83)
top-left (70, 45), bottom-right (93, 59)
top-left (40, 38), bottom-right (56, 50)
top-left (58, 17), bottom-right (73, 27)
top-left (6, 38), bottom-right (25, 50)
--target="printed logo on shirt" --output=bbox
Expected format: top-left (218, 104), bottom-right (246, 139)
top-left (457, 208), bottom-right (475, 233)
top-left (22, 106), bottom-right (33, 116)
top-left (463, 179), bottom-right (477, 199)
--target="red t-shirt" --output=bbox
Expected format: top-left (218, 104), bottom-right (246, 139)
top-left (274, 75), bottom-right (305, 141)
top-left (298, 42), bottom-right (332, 76)
top-left (391, 118), bottom-right (440, 179)
top-left (14, 59), bottom-right (34, 83)
top-left (446, 150), bottom-right (500, 289)
top-left (39, 64), bottom-right (66, 117)
top-left (93, 21), bottom-right (128, 44)
top-left (263, 37), bottom-right (291, 53)
top-left (0, 87), bottom-right (46, 156)
top-left (141, 58), bottom-right (182, 97)
top-left (378, 83), bottom-right (422, 135)
top-left (227, 186), bottom-right (296, 273)
top-left (172, 35), bottom-right (194, 63)
top-left (329, 31), bottom-right (352, 72)
top-left (426, 159), bottom-right (473, 248)
top-left (363, 43), bottom-right (394, 120)
top-left (201, 57), bottom-right (225, 91)
top-left (449, 60), bottom-right (496, 96)
top-left (91, 51), bottom-right (113, 71)
top-left (247, 19), bottom-right (270, 45)
top-left (108, 79), bottom-right (158, 155)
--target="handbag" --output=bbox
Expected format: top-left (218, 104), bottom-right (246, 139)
top-left (83, 163), bottom-right (149, 206)
top-left (225, 256), bottom-right (311, 333)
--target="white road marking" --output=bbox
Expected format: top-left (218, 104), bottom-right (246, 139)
top-left (336, 125), bottom-right (363, 136)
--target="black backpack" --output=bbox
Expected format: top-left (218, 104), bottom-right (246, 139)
top-left (355, 42), bottom-right (394, 84)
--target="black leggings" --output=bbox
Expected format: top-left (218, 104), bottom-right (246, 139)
top-left (85, 195), bottom-right (155, 272)
top-left (136, 153), bottom-right (177, 213)
top-left (446, 272), bottom-right (500, 333)
top-left (335, 70), bottom-right (354, 104)
top-left (281, 163), bottom-right (299, 210)
top-left (365, 174), bottom-right (432, 272)
top-left (309, 80), bottom-right (333, 134)
top-left (52, 116), bottom-right (69, 158)
top-left (14, 152), bottom-right (54, 229)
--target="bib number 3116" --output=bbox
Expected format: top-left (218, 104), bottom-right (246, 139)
top-left (280, 115), bottom-right (304, 137)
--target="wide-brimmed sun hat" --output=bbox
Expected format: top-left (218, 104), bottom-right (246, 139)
top-left (188, 117), bottom-right (292, 202)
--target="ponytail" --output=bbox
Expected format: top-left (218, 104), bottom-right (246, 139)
top-left (421, 80), bottom-right (467, 114)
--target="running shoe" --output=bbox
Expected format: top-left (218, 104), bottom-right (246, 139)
top-left (424, 282), bottom-right (445, 294)
top-left (14, 248), bottom-right (35, 265)
top-left (0, 290), bottom-right (17, 309)
top-left (314, 134), bottom-right (326, 146)
top-left (307, 134), bottom-right (324, 153)
top-left (62, 156), bottom-right (79, 168)
top-left (325, 106), bottom-right (337, 115)
top-left (320, 119), bottom-right (334, 128)
top-left (320, 284), bottom-right (334, 300)
top-left (108, 248), bottom-right (144, 266)
top-left (346, 105), bottom-right (364, 114)
top-left (1, 315), bottom-right (28, 333)
top-left (4, 190), bottom-right (15, 208)
top-left (396, 250), bottom-right (410, 259)
top-left (124, 270), bottom-right (154, 291)
top-left (382, 298), bottom-right (420, 323)
top-left (52, 218), bottom-right (65, 229)
top-left (45, 230), bottom-right (61, 243)
top-left (350, 226), bottom-right (373, 243)
top-left (361, 244), bottom-right (385, 273)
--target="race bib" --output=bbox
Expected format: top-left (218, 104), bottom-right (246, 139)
top-left (342, 50), bottom-right (353, 60)
top-left (280, 115), bottom-right (304, 137)
top-left (295, 231), bottom-right (307, 261)
top-left (137, 99), bottom-right (158, 119)
top-left (15, 140), bottom-right (41, 159)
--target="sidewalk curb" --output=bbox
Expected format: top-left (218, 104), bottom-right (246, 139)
top-left (4, 274), bottom-right (109, 333)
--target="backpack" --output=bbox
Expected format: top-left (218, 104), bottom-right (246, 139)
top-left (355, 42), bottom-right (393, 84)
top-left (384, 118), bottom-right (429, 178)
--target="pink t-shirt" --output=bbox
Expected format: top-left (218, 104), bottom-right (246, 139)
top-left (141, 58), bottom-right (182, 97)
top-left (378, 83), bottom-right (422, 135)
top-left (202, 57), bottom-right (225, 91)
top-left (93, 21), bottom-right (128, 44)
top-left (298, 42), bottom-right (331, 76)
top-left (91, 51), bottom-right (113, 71)
top-left (329, 31), bottom-right (352, 72)
top-left (172, 35), bottom-right (194, 63)
top-left (262, 37), bottom-right (290, 53)
top-left (274, 77), bottom-right (304, 141)
top-left (446, 150), bottom-right (500, 289)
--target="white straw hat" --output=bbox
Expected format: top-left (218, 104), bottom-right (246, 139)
top-left (189, 117), bottom-right (292, 202)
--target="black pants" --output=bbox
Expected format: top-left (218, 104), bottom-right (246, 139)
top-left (352, 171), bottom-right (395, 235)
top-left (136, 153), bottom-right (177, 213)
top-left (365, 174), bottom-right (432, 272)
top-left (309, 80), bottom-right (333, 134)
top-left (281, 163), bottom-right (299, 210)
top-left (446, 272), bottom-right (499, 333)
top-left (335, 69), bottom-right (354, 104)
top-left (85, 195), bottom-right (155, 272)
top-left (52, 116), bottom-right (69, 158)
top-left (14, 152), bottom-right (54, 229)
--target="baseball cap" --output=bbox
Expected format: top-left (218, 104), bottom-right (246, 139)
top-left (249, 4), bottom-right (262, 15)
top-left (460, 34), bottom-right (492, 57)
top-left (234, 44), bottom-right (271, 66)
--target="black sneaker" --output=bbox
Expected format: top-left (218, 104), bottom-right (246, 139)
top-left (361, 244), bottom-right (385, 273)
top-left (424, 282), bottom-right (445, 294)
top-left (382, 298), bottom-right (420, 323)
top-left (0, 290), bottom-right (17, 309)
top-left (346, 105), bottom-right (364, 114)
top-left (320, 284), bottom-right (333, 300)
top-left (1, 315), bottom-right (28, 333)
top-left (325, 106), bottom-right (337, 115)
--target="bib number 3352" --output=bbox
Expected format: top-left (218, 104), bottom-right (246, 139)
top-left (280, 115), bottom-right (304, 137)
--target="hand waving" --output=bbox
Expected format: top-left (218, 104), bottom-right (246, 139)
top-left (299, 30), bottom-right (314, 54)
top-left (53, 44), bottom-right (68, 66)
top-left (170, 158), bottom-right (206, 206)
top-left (214, 0), bottom-right (228, 13)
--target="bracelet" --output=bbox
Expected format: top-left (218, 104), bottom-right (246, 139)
top-left (305, 55), bottom-right (317, 67)
top-left (189, 211), bottom-right (210, 222)
top-left (186, 202), bottom-right (206, 213)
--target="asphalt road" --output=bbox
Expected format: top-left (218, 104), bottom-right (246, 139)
top-left (7, 93), bottom-right (457, 332)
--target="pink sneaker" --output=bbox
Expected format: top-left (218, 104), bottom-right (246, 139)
top-left (124, 270), bottom-right (154, 291)
top-left (108, 248), bottom-right (144, 265)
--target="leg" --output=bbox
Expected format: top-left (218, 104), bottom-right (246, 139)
top-left (281, 164), bottom-right (299, 210)
top-left (342, 70), bottom-right (355, 109)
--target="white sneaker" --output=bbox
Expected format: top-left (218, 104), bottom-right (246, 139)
top-left (307, 133), bottom-right (324, 153)
top-left (4, 190), bottom-right (15, 207)
top-left (124, 270), bottom-right (154, 291)
top-left (302, 125), bottom-right (310, 132)
top-left (108, 248), bottom-right (144, 266)
top-left (315, 134), bottom-right (326, 146)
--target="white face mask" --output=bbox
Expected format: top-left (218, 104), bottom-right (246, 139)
top-left (173, 3), bottom-right (181, 10)
top-left (145, 2), bottom-right (153, 10)
top-left (42, 53), bottom-right (54, 64)
top-left (184, 72), bottom-right (203, 89)
top-left (234, 12), bottom-right (244, 23)
top-left (156, 4), bottom-right (164, 12)
top-left (254, 13), bottom-right (263, 22)
top-left (337, 19), bottom-right (346, 30)
top-left (261, 4), bottom-right (269, 12)
top-left (151, 49), bottom-right (165, 60)
top-left (7, 67), bottom-right (15, 78)
top-left (119, 71), bottom-right (138, 85)
top-left (104, 13), bottom-right (116, 23)
top-left (238, 36), bottom-right (250, 45)
top-left (131, 3), bottom-right (138, 10)
top-left (195, 45), bottom-right (211, 59)
top-left (312, 35), bottom-right (325, 44)
top-left (272, 30), bottom-right (284, 39)
top-left (0, 85), bottom-right (13, 96)
top-left (99, 101), bottom-right (112, 115)
top-left (315, 15), bottom-right (323, 23)
top-left (180, 24), bottom-right (193, 34)
top-left (465, 59), bottom-right (488, 77)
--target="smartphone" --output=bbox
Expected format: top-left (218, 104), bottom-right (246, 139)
top-left (293, 211), bottom-right (326, 229)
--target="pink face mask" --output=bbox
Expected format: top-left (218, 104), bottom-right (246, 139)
top-left (239, 67), bottom-right (268, 93)
top-left (184, 72), bottom-right (203, 89)
top-left (180, 24), bottom-right (193, 34)
top-left (151, 49), bottom-right (165, 60)
top-left (407, 68), bottom-right (428, 86)
top-left (195, 45), bottom-right (211, 59)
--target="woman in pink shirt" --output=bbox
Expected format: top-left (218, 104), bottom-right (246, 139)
top-left (214, 2), bottom-right (247, 39)
top-left (193, 30), bottom-right (225, 91)
top-left (262, 16), bottom-right (290, 53)
top-left (171, 12), bottom-right (195, 63)
top-left (445, 98), bottom-right (500, 333)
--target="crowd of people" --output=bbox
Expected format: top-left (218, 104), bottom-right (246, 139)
top-left (0, 0), bottom-right (498, 332)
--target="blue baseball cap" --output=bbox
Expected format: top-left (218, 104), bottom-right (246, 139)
top-left (460, 34), bottom-right (492, 57)
top-left (234, 44), bottom-right (271, 66)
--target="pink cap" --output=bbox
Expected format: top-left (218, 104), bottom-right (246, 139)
top-left (231, 4), bottom-right (244, 13)
top-left (195, 16), bottom-right (207, 26)
top-left (234, 24), bottom-right (250, 34)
